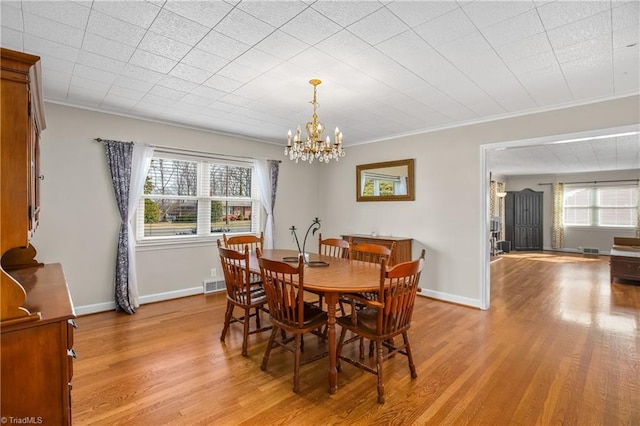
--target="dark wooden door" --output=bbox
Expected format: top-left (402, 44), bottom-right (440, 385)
top-left (505, 188), bottom-right (543, 251)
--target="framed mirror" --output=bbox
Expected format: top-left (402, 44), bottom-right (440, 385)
top-left (356, 159), bottom-right (415, 202)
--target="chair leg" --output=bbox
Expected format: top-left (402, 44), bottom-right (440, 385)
top-left (376, 340), bottom-right (385, 404)
top-left (261, 326), bottom-right (278, 371)
top-left (336, 326), bottom-right (348, 372)
top-left (321, 324), bottom-right (328, 341)
top-left (293, 333), bottom-right (302, 393)
top-left (403, 332), bottom-right (417, 379)
top-left (255, 306), bottom-right (261, 329)
top-left (242, 307), bottom-right (250, 357)
top-left (338, 299), bottom-right (347, 315)
top-left (220, 302), bottom-right (233, 341)
top-left (359, 337), bottom-right (365, 361)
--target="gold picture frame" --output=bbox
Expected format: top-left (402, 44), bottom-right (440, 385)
top-left (356, 159), bottom-right (415, 202)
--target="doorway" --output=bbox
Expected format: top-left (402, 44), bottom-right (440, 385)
top-left (480, 123), bottom-right (640, 310)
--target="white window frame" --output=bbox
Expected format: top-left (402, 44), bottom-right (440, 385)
top-left (563, 183), bottom-right (638, 228)
top-left (362, 172), bottom-right (402, 196)
top-left (136, 149), bottom-right (260, 247)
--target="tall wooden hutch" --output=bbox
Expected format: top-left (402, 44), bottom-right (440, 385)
top-left (1, 48), bottom-right (76, 425)
top-left (504, 188), bottom-right (543, 251)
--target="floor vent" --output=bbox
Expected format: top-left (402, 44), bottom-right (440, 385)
top-left (203, 279), bottom-right (225, 294)
top-left (581, 247), bottom-right (600, 255)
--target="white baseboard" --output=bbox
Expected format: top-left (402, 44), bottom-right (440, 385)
top-left (75, 301), bottom-right (116, 316)
top-left (139, 286), bottom-right (203, 305)
top-left (418, 289), bottom-right (481, 309)
top-left (74, 286), bottom-right (204, 316)
top-left (77, 286), bottom-right (480, 316)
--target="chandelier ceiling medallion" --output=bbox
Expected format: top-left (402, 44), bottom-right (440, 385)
top-left (285, 79), bottom-right (345, 164)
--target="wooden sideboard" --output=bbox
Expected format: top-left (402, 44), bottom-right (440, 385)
top-left (610, 237), bottom-right (640, 283)
top-left (2, 264), bottom-right (76, 425)
top-left (341, 234), bottom-right (413, 265)
top-left (1, 48), bottom-right (76, 424)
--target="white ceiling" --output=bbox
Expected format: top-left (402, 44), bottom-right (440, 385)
top-left (1, 0), bottom-right (639, 175)
top-left (488, 131), bottom-right (640, 176)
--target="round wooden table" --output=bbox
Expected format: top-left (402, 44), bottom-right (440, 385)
top-left (249, 249), bottom-right (382, 394)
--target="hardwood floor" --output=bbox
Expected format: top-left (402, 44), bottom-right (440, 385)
top-left (72, 252), bottom-right (640, 425)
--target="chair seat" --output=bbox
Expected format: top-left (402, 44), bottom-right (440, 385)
top-left (338, 291), bottom-right (379, 316)
top-left (337, 307), bottom-right (376, 335)
top-left (301, 302), bottom-right (328, 326)
top-left (274, 302), bottom-right (327, 330)
top-left (337, 308), bottom-right (410, 341)
top-left (232, 287), bottom-right (267, 306)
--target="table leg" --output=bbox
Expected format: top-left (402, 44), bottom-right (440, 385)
top-left (325, 293), bottom-right (338, 394)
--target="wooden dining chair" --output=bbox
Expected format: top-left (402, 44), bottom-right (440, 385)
top-left (217, 240), bottom-right (271, 357)
top-left (336, 249), bottom-right (425, 404)
top-left (257, 248), bottom-right (328, 393)
top-left (341, 240), bottom-right (397, 313)
top-left (223, 231), bottom-right (264, 252)
top-left (223, 232), bottom-right (264, 283)
top-left (349, 239), bottom-right (396, 265)
top-left (318, 233), bottom-right (350, 259)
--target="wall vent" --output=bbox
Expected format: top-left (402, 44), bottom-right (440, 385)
top-left (203, 279), bottom-right (225, 294)
top-left (580, 247), bottom-right (600, 255)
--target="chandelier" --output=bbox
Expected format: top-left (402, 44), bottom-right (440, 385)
top-left (285, 79), bottom-right (345, 164)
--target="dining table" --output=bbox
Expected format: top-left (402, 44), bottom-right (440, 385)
top-left (248, 249), bottom-right (382, 394)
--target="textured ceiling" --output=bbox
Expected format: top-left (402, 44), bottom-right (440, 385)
top-left (488, 131), bottom-right (640, 176)
top-left (1, 0), bottom-right (639, 175)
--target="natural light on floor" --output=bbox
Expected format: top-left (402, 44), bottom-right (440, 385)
top-left (500, 252), bottom-right (602, 263)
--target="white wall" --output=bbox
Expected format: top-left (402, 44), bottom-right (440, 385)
top-left (316, 95), bottom-right (640, 308)
top-left (506, 170), bottom-right (638, 253)
top-left (32, 103), bottom-right (319, 313)
top-left (32, 96), bottom-right (640, 313)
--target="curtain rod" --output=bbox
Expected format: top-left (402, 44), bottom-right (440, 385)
top-left (538, 178), bottom-right (639, 185)
top-left (94, 138), bottom-right (281, 163)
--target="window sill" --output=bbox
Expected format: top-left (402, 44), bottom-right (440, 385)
top-left (564, 226), bottom-right (636, 232)
top-left (136, 235), bottom-right (221, 251)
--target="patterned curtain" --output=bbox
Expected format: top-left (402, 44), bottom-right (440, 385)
top-left (255, 159), bottom-right (280, 249)
top-left (270, 160), bottom-right (279, 218)
top-left (489, 181), bottom-right (506, 227)
top-left (489, 180), bottom-right (497, 218)
top-left (104, 140), bottom-right (154, 314)
top-left (497, 181), bottom-right (506, 238)
top-left (636, 180), bottom-right (640, 238)
top-left (552, 183), bottom-right (565, 249)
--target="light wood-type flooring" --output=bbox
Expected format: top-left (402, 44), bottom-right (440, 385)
top-left (72, 252), bottom-right (640, 425)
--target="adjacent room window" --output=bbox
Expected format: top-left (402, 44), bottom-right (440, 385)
top-left (564, 184), bottom-right (638, 227)
top-left (137, 151), bottom-right (259, 241)
top-left (361, 172), bottom-right (406, 196)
